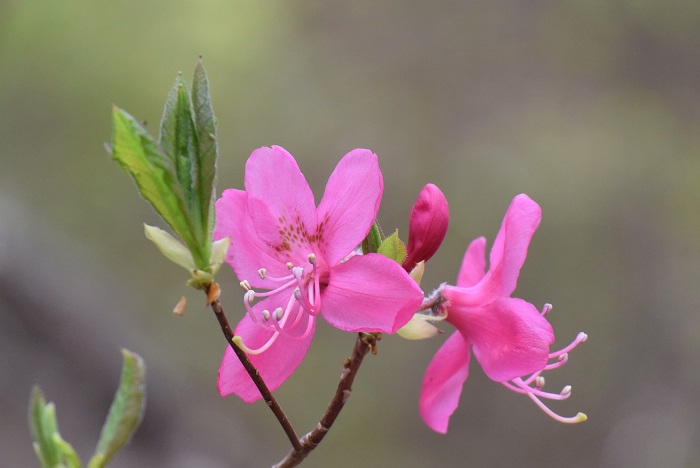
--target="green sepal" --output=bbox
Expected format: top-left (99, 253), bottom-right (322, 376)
top-left (361, 221), bottom-right (384, 254)
top-left (29, 386), bottom-right (81, 468)
top-left (377, 229), bottom-right (407, 264)
top-left (88, 349), bottom-right (146, 468)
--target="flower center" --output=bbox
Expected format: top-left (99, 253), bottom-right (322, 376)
top-left (233, 253), bottom-right (327, 355)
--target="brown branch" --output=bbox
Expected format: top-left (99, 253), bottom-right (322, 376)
top-left (204, 283), bottom-right (302, 452)
top-left (273, 332), bottom-right (379, 468)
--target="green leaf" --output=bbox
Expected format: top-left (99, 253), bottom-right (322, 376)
top-left (29, 386), bottom-right (81, 468)
top-left (191, 58), bottom-right (218, 246)
top-left (29, 387), bottom-right (60, 467)
top-left (143, 224), bottom-right (196, 271)
top-left (111, 59), bottom-right (219, 271)
top-left (361, 221), bottom-right (384, 254)
top-left (377, 229), bottom-right (407, 264)
top-left (89, 349), bottom-right (146, 468)
top-left (53, 433), bottom-right (82, 468)
top-left (110, 107), bottom-right (199, 259)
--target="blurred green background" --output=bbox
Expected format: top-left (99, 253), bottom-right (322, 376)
top-left (2, 1), bottom-right (699, 467)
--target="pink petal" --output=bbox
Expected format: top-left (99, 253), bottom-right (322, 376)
top-left (244, 146), bottom-right (318, 252)
top-left (419, 331), bottom-right (470, 434)
top-left (486, 194), bottom-right (542, 297)
top-left (217, 296), bottom-right (315, 402)
top-left (316, 149), bottom-right (383, 266)
top-left (445, 292), bottom-right (554, 382)
top-left (403, 184), bottom-right (450, 272)
top-left (214, 189), bottom-right (296, 288)
top-left (456, 237), bottom-right (486, 288)
top-left (321, 253), bottom-right (423, 333)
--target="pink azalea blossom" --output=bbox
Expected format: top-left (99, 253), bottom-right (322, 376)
top-left (402, 184), bottom-right (449, 272)
top-left (214, 146), bottom-right (423, 402)
top-left (420, 194), bottom-right (587, 433)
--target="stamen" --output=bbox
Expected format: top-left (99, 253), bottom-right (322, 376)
top-left (243, 290), bottom-right (263, 326)
top-left (294, 288), bottom-right (317, 316)
top-left (270, 309), bottom-right (316, 341)
top-left (292, 267), bottom-right (306, 290)
top-left (239, 253), bottom-right (328, 354)
top-left (526, 392), bottom-right (587, 424)
top-left (549, 332), bottom-right (588, 359)
top-left (293, 314), bottom-right (316, 341)
top-left (232, 334), bottom-right (279, 355)
top-left (541, 303), bottom-right (552, 316)
top-left (544, 356), bottom-right (568, 371)
top-left (313, 270), bottom-right (322, 312)
top-left (521, 370), bottom-right (543, 386)
top-left (504, 378), bottom-right (570, 400)
top-left (252, 278), bottom-right (297, 297)
top-left (499, 331), bottom-right (587, 424)
top-left (535, 376), bottom-right (545, 389)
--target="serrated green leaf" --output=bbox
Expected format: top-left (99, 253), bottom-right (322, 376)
top-left (90, 349), bottom-right (146, 468)
top-left (156, 61), bottom-right (218, 267)
top-left (377, 229), bottom-right (407, 264)
top-left (362, 221), bottom-right (384, 254)
top-left (192, 58), bottom-right (218, 249)
top-left (110, 107), bottom-right (200, 259)
top-left (157, 75), bottom-right (206, 264)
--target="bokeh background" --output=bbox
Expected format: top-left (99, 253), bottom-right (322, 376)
top-left (2, 1), bottom-right (699, 467)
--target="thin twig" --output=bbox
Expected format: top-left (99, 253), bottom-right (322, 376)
top-left (204, 283), bottom-right (302, 452)
top-left (273, 332), bottom-right (379, 468)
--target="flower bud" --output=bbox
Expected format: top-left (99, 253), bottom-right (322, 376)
top-left (402, 184), bottom-right (449, 272)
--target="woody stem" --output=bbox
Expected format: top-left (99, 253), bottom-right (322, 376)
top-left (273, 332), bottom-right (378, 467)
top-left (204, 283), bottom-right (302, 452)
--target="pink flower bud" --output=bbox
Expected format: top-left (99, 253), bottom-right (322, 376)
top-left (402, 184), bottom-right (449, 272)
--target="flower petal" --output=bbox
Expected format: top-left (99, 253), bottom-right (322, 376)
top-left (445, 293), bottom-right (554, 382)
top-left (244, 146), bottom-right (317, 253)
top-left (316, 149), bottom-right (383, 265)
top-left (403, 184), bottom-right (449, 272)
top-left (217, 297), bottom-right (315, 402)
top-left (486, 194), bottom-right (542, 297)
top-left (321, 253), bottom-right (423, 333)
top-left (214, 189), bottom-right (294, 288)
top-left (456, 237), bottom-right (486, 288)
top-left (419, 331), bottom-right (470, 434)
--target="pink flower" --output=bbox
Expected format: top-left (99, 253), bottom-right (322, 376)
top-left (402, 184), bottom-right (449, 272)
top-left (214, 146), bottom-right (423, 402)
top-left (420, 194), bottom-right (587, 433)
